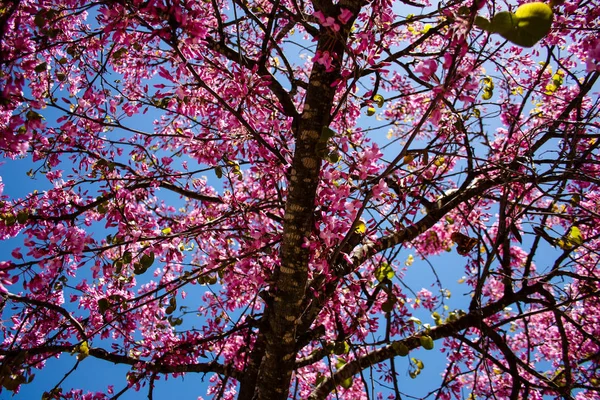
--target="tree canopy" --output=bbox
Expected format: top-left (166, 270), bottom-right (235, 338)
top-left (1, 0), bottom-right (600, 398)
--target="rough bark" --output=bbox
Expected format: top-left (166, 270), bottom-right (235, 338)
top-left (240, 2), bottom-right (363, 398)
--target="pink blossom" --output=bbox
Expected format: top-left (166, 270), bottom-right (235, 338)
top-left (11, 248), bottom-right (22, 259)
top-left (415, 289), bottom-right (437, 310)
top-left (586, 38), bottom-right (600, 72)
top-left (313, 11), bottom-right (340, 31)
top-left (338, 8), bottom-right (354, 25)
top-left (415, 59), bottom-right (438, 80)
top-left (314, 50), bottom-right (333, 70)
top-left (0, 261), bottom-right (17, 294)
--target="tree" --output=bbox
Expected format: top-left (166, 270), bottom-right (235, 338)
top-left (0, 0), bottom-right (599, 398)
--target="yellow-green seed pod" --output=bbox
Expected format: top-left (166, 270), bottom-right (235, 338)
top-left (501, 2), bottom-right (553, 47)
top-left (482, 88), bottom-right (493, 100)
top-left (490, 11), bottom-right (517, 34)
top-left (392, 341), bottom-right (410, 356)
top-left (420, 335), bottom-right (434, 350)
top-left (340, 377), bottom-right (353, 389)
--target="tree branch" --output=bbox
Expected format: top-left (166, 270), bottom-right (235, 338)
top-left (308, 283), bottom-right (547, 399)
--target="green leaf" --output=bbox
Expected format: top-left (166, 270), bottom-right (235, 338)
top-left (474, 16), bottom-right (491, 31)
top-left (34, 62), bottom-right (48, 73)
top-left (140, 252), bottom-right (155, 269)
top-left (315, 374), bottom-right (325, 386)
top-left (165, 297), bottom-right (177, 314)
top-left (113, 260), bottom-right (123, 274)
top-left (98, 298), bottom-right (110, 314)
top-left (381, 299), bottom-right (395, 313)
top-left (375, 263), bottom-right (394, 282)
top-left (319, 126), bottom-right (336, 143)
top-left (34, 12), bottom-right (47, 28)
top-left (26, 110), bottom-right (42, 121)
top-left (557, 226), bottom-right (583, 249)
top-left (340, 377), bottom-right (353, 389)
top-left (16, 211), bottom-right (29, 224)
top-left (2, 373), bottom-right (25, 391)
top-left (76, 341), bottom-right (89, 360)
top-left (112, 47), bottom-right (128, 61)
top-left (457, 6), bottom-right (470, 16)
top-left (567, 226), bottom-right (583, 246)
top-left (333, 341), bottom-right (350, 355)
top-left (3, 214), bottom-right (16, 226)
top-left (324, 151), bottom-right (340, 164)
top-left (133, 262), bottom-right (147, 275)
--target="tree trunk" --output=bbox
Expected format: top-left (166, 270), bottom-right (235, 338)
top-left (239, 3), bottom-right (361, 398)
